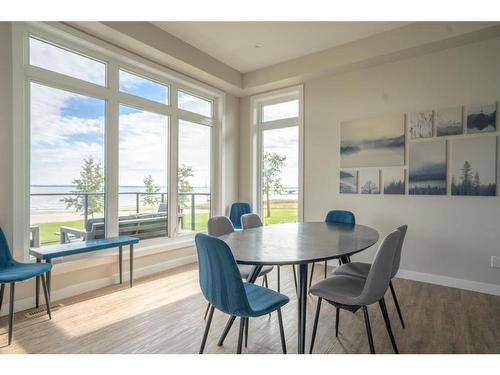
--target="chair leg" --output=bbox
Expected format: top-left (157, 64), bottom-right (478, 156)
top-left (277, 308), bottom-right (287, 354)
top-left (324, 261), bottom-right (327, 278)
top-left (309, 297), bottom-right (322, 354)
top-left (277, 266), bottom-right (281, 292)
top-left (309, 263), bottom-right (315, 289)
top-left (292, 265), bottom-right (298, 294)
top-left (362, 306), bottom-right (375, 354)
top-left (237, 317), bottom-right (245, 354)
top-left (8, 283), bottom-right (15, 345)
top-left (264, 274), bottom-right (268, 288)
top-left (0, 283), bottom-right (4, 315)
top-left (379, 297), bottom-right (399, 354)
top-left (199, 305), bottom-right (215, 354)
top-left (41, 274), bottom-right (52, 319)
top-left (218, 315), bottom-right (236, 346)
top-left (203, 303), bottom-right (211, 320)
top-left (335, 307), bottom-right (340, 337)
top-left (244, 317), bottom-right (249, 348)
top-left (389, 280), bottom-right (405, 328)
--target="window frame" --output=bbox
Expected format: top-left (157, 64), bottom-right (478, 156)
top-left (12, 22), bottom-right (224, 260)
top-left (250, 85), bottom-right (304, 224)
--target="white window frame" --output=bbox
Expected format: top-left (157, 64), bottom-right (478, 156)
top-left (250, 85), bottom-right (304, 223)
top-left (12, 22), bottom-right (224, 260)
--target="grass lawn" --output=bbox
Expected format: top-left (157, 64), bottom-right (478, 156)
top-left (35, 200), bottom-right (298, 245)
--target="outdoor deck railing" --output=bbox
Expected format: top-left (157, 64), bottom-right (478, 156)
top-left (30, 191), bottom-right (211, 232)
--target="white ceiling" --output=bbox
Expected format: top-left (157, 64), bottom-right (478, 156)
top-left (152, 22), bottom-right (408, 73)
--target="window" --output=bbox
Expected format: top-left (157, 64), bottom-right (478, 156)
top-left (119, 69), bottom-right (169, 105)
top-left (29, 37), bottom-right (106, 86)
top-left (20, 24), bottom-right (221, 251)
top-left (252, 87), bottom-right (303, 225)
top-left (178, 90), bottom-right (212, 117)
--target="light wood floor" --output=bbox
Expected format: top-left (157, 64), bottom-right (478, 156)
top-left (1, 263), bottom-right (500, 354)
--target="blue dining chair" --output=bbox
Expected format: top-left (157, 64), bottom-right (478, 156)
top-left (229, 202), bottom-right (251, 230)
top-left (309, 210), bottom-right (356, 288)
top-left (0, 228), bottom-right (52, 345)
top-left (195, 233), bottom-right (289, 354)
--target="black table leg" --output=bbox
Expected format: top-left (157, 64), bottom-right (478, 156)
top-left (297, 263), bottom-right (308, 354)
top-left (129, 244), bottom-right (134, 288)
top-left (36, 258), bottom-right (41, 308)
top-left (46, 259), bottom-right (52, 299)
top-left (217, 265), bottom-right (263, 346)
top-left (119, 246), bottom-right (123, 284)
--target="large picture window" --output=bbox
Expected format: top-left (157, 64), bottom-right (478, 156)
top-left (22, 24), bottom-right (220, 250)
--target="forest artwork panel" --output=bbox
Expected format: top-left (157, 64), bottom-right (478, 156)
top-left (409, 140), bottom-right (447, 195)
top-left (451, 137), bottom-right (497, 196)
top-left (383, 168), bottom-right (405, 195)
top-left (436, 106), bottom-right (463, 136)
top-left (467, 103), bottom-right (497, 134)
top-left (359, 169), bottom-right (380, 194)
top-left (340, 113), bottom-right (405, 168)
top-left (408, 110), bottom-right (433, 139)
top-left (339, 170), bottom-right (358, 193)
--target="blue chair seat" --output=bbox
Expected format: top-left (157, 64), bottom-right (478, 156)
top-left (0, 262), bottom-right (52, 283)
top-left (243, 283), bottom-right (289, 317)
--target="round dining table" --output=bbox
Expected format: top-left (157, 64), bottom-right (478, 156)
top-left (219, 221), bottom-right (379, 354)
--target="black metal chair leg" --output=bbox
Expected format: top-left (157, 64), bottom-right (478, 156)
top-left (277, 308), bottom-right (287, 354)
top-left (309, 297), bottom-right (322, 353)
top-left (379, 298), bottom-right (399, 354)
top-left (218, 315), bottom-right (236, 346)
top-left (362, 306), bottom-right (375, 354)
top-left (277, 266), bottom-right (281, 292)
top-left (292, 265), bottom-right (298, 294)
top-left (244, 317), bottom-right (249, 348)
top-left (324, 261), bottom-right (327, 278)
top-left (41, 274), bottom-right (52, 319)
top-left (389, 280), bottom-right (405, 328)
top-left (8, 283), bottom-right (15, 345)
top-left (335, 307), bottom-right (339, 337)
top-left (203, 303), bottom-right (211, 320)
top-left (264, 274), bottom-right (268, 288)
top-left (0, 283), bottom-right (4, 315)
top-left (309, 263), bottom-right (315, 289)
top-left (237, 317), bottom-right (245, 354)
top-left (199, 305), bottom-right (215, 354)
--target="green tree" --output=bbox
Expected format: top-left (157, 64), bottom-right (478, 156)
top-left (62, 156), bottom-right (104, 219)
top-left (472, 171), bottom-right (481, 195)
top-left (143, 174), bottom-right (161, 212)
top-left (460, 161), bottom-right (473, 194)
top-left (262, 152), bottom-right (286, 218)
top-left (178, 164), bottom-right (194, 208)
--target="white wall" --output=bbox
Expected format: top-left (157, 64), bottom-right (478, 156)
top-left (240, 35), bottom-right (500, 291)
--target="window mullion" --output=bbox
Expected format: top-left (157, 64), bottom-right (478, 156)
top-left (169, 84), bottom-right (179, 237)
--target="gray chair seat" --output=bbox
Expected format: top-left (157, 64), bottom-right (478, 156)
top-left (309, 274), bottom-right (366, 306)
top-left (334, 262), bottom-right (371, 279)
top-left (238, 264), bottom-right (273, 280)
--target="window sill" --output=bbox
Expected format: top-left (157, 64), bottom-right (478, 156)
top-left (42, 235), bottom-right (197, 277)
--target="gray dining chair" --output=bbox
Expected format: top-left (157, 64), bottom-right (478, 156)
top-left (334, 225), bottom-right (408, 328)
top-left (309, 229), bottom-right (401, 354)
top-left (241, 213), bottom-right (298, 293)
top-left (203, 216), bottom-right (273, 320)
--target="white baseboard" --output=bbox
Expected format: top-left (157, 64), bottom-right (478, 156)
top-left (0, 254), bottom-right (197, 317)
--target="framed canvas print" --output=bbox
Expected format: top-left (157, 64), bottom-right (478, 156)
top-left (467, 103), bottom-right (497, 134)
top-left (409, 140), bottom-right (447, 195)
top-left (408, 110), bottom-right (433, 139)
top-left (436, 106), bottom-right (463, 136)
top-left (340, 113), bottom-right (405, 168)
top-left (339, 169), bottom-right (358, 193)
top-left (383, 168), bottom-right (405, 194)
top-left (359, 169), bottom-right (380, 194)
top-left (451, 137), bottom-right (497, 196)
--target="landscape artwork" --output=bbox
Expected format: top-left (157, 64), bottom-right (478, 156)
top-left (340, 113), bottom-right (405, 168)
top-left (436, 106), bottom-right (463, 136)
top-left (339, 170), bottom-right (358, 193)
top-left (383, 168), bottom-right (405, 195)
top-left (467, 103), bottom-right (497, 134)
top-left (408, 111), bottom-right (433, 139)
top-left (409, 140), bottom-right (447, 195)
top-left (451, 137), bottom-right (497, 196)
top-left (359, 169), bottom-right (380, 194)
